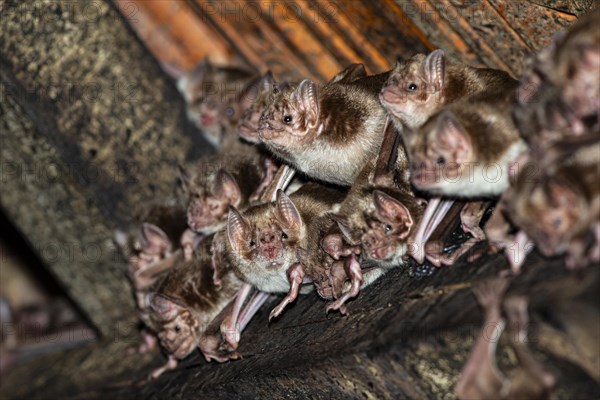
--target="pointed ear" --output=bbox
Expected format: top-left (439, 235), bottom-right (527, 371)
top-left (547, 181), bottom-right (576, 208)
top-left (149, 294), bottom-right (181, 321)
top-left (114, 229), bottom-right (130, 252)
top-left (227, 207), bottom-right (250, 252)
top-left (178, 164), bottom-right (192, 192)
top-left (329, 63), bottom-right (367, 84)
top-left (335, 218), bottom-right (355, 243)
top-left (423, 49), bottom-right (445, 92)
top-left (213, 170), bottom-right (241, 206)
top-left (435, 111), bottom-right (471, 161)
top-left (178, 58), bottom-right (211, 95)
top-left (261, 71), bottom-right (275, 92)
top-left (275, 190), bottom-right (303, 233)
top-left (293, 79), bottom-right (320, 130)
top-left (141, 223), bottom-right (172, 253)
top-left (373, 191), bottom-right (413, 229)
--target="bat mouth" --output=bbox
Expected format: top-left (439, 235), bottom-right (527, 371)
top-left (379, 86), bottom-right (405, 106)
top-left (261, 245), bottom-right (282, 262)
top-left (200, 114), bottom-right (216, 126)
top-left (172, 340), bottom-right (195, 359)
top-left (258, 121), bottom-right (285, 139)
top-left (366, 243), bottom-right (395, 261)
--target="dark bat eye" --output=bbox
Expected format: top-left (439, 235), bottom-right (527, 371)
top-left (436, 156), bottom-right (446, 165)
top-left (552, 218), bottom-right (562, 228)
top-left (281, 232), bottom-right (288, 239)
top-left (273, 87), bottom-right (280, 94)
top-left (250, 239), bottom-right (256, 247)
top-left (283, 115), bottom-right (293, 124)
top-left (407, 83), bottom-right (418, 92)
top-left (384, 225), bottom-right (392, 234)
top-left (226, 107), bottom-right (234, 117)
top-left (175, 325), bottom-right (181, 333)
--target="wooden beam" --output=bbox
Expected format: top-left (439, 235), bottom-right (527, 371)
top-left (0, 0), bottom-right (213, 334)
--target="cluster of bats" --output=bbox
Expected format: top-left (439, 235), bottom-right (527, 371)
top-left (114, 7), bottom-right (599, 395)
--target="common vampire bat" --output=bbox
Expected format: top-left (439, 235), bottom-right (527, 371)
top-left (455, 279), bottom-right (555, 399)
top-left (114, 203), bottom-right (188, 289)
top-left (238, 71), bottom-right (279, 144)
top-left (505, 134), bottom-right (600, 270)
top-left (226, 183), bottom-right (345, 294)
top-left (178, 146), bottom-right (272, 237)
top-left (379, 49), bottom-right (516, 131)
top-left (258, 65), bottom-right (390, 186)
top-left (515, 6), bottom-right (600, 149)
top-left (402, 71), bottom-right (522, 198)
top-left (143, 233), bottom-right (242, 379)
top-left (175, 59), bottom-right (256, 147)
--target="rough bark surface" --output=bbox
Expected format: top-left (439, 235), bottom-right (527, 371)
top-left (0, 1), bottom-right (598, 399)
top-left (0, 250), bottom-right (598, 399)
top-left (0, 0), bottom-right (213, 334)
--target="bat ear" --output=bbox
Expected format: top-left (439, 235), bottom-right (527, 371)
top-left (547, 181), bottom-right (577, 208)
top-left (213, 169), bottom-right (241, 206)
top-left (423, 49), bottom-right (445, 92)
top-left (373, 191), bottom-right (413, 232)
top-left (293, 79), bottom-right (320, 131)
top-left (335, 218), bottom-right (355, 244)
top-left (329, 63), bottom-right (367, 84)
top-left (239, 72), bottom-right (274, 111)
top-left (141, 223), bottom-right (172, 253)
top-left (178, 164), bottom-right (192, 192)
top-left (435, 111), bottom-right (471, 163)
top-left (275, 190), bottom-right (303, 233)
top-left (227, 207), bottom-right (250, 253)
top-left (261, 71), bottom-right (275, 91)
top-left (177, 58), bottom-right (211, 97)
top-left (149, 294), bottom-right (181, 321)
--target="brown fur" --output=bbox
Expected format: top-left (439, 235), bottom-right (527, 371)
top-left (507, 135), bottom-right (600, 267)
top-left (258, 69), bottom-right (391, 185)
top-left (179, 143), bottom-right (265, 234)
top-left (147, 234), bottom-right (242, 360)
top-left (178, 60), bottom-right (256, 147)
top-left (380, 50), bottom-right (515, 130)
top-left (404, 78), bottom-right (523, 198)
top-left (225, 183), bottom-right (346, 293)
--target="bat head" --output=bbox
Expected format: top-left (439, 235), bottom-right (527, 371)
top-left (179, 166), bottom-right (242, 234)
top-left (149, 294), bottom-right (200, 359)
top-left (258, 79), bottom-right (320, 148)
top-left (226, 190), bottom-right (304, 278)
top-left (380, 49), bottom-right (447, 128)
top-left (238, 72), bottom-right (277, 143)
top-left (406, 111), bottom-right (472, 194)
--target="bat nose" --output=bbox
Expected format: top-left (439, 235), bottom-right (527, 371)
top-left (260, 232), bottom-right (276, 244)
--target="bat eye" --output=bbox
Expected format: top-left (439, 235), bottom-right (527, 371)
top-left (273, 87), bottom-right (280, 94)
top-left (175, 324), bottom-right (181, 333)
top-left (281, 232), bottom-right (288, 240)
top-left (407, 83), bottom-right (418, 92)
top-left (283, 115), bottom-right (293, 124)
top-left (250, 239), bottom-right (256, 247)
top-left (436, 156), bottom-right (446, 165)
top-left (384, 225), bottom-right (392, 234)
top-left (226, 107), bottom-right (234, 117)
top-left (552, 218), bottom-right (562, 228)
